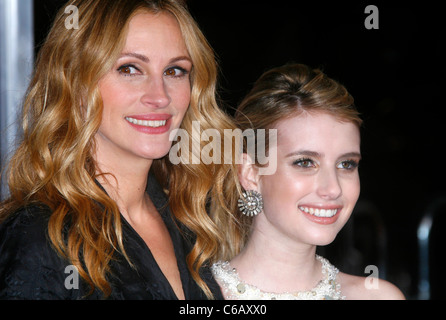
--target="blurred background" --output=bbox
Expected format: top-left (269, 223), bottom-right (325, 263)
top-left (1, 0), bottom-right (444, 299)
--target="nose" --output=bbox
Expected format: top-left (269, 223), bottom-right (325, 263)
top-left (140, 76), bottom-right (171, 108)
top-left (316, 168), bottom-right (342, 200)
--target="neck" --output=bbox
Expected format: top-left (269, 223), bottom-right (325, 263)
top-left (230, 218), bottom-right (321, 293)
top-left (94, 151), bottom-right (152, 223)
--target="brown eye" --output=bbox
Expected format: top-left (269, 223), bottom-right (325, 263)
top-left (293, 158), bottom-right (315, 168)
top-left (121, 66), bottom-right (131, 74)
top-left (164, 67), bottom-right (188, 78)
top-left (165, 68), bottom-right (176, 76)
top-left (117, 64), bottom-right (139, 76)
top-left (337, 160), bottom-right (359, 170)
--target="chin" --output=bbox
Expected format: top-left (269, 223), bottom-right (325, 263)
top-left (138, 142), bottom-right (173, 160)
top-left (304, 231), bottom-right (339, 247)
top-left (313, 238), bottom-right (337, 247)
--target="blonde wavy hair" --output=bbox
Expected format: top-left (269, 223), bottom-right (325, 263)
top-left (211, 63), bottom-right (363, 262)
top-left (0, 0), bottom-right (236, 298)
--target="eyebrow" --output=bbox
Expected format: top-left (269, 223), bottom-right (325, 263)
top-left (340, 152), bottom-right (362, 160)
top-left (120, 52), bottom-right (149, 63)
top-left (286, 150), bottom-right (321, 158)
top-left (169, 55), bottom-right (193, 64)
top-left (285, 150), bottom-right (362, 160)
top-left (119, 52), bottom-right (192, 65)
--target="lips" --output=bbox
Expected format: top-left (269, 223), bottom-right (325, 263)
top-left (126, 117), bottom-right (167, 128)
top-left (298, 205), bottom-right (342, 225)
top-left (125, 114), bottom-right (172, 134)
top-left (298, 206), bottom-right (339, 218)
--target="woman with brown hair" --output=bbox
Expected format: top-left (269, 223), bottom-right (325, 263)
top-left (0, 0), bottom-right (234, 299)
top-left (211, 63), bottom-right (405, 300)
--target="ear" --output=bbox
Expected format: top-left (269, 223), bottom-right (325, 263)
top-left (238, 153), bottom-right (260, 192)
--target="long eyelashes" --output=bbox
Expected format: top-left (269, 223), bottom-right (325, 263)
top-left (164, 66), bottom-right (189, 78)
top-left (337, 159), bottom-right (359, 170)
top-left (293, 158), bottom-right (315, 168)
top-left (117, 64), bottom-right (140, 76)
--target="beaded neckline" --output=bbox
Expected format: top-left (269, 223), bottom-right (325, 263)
top-left (211, 255), bottom-right (345, 300)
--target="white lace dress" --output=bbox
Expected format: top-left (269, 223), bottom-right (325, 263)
top-left (211, 255), bottom-right (345, 300)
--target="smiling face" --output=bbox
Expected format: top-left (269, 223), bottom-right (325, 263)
top-left (241, 112), bottom-right (361, 247)
top-left (95, 11), bottom-right (192, 167)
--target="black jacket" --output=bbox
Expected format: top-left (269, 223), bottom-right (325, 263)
top-left (0, 174), bottom-right (222, 300)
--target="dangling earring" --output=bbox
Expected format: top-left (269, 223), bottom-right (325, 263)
top-left (238, 190), bottom-right (263, 217)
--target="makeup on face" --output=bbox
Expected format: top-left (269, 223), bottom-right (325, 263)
top-left (252, 112), bottom-right (361, 246)
top-left (96, 12), bottom-right (192, 162)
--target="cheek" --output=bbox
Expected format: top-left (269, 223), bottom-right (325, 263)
top-left (346, 175), bottom-right (360, 201)
top-left (260, 173), bottom-right (312, 212)
top-left (99, 76), bottom-right (117, 103)
top-left (99, 81), bottom-right (131, 117)
top-left (178, 90), bottom-right (191, 116)
top-left (340, 175), bottom-right (361, 212)
top-left (177, 91), bottom-right (191, 121)
top-left (167, 81), bottom-right (191, 112)
top-left (100, 97), bottom-right (119, 120)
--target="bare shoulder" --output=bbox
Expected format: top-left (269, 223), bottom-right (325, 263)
top-left (337, 272), bottom-right (405, 300)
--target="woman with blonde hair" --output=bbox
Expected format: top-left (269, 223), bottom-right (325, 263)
top-left (211, 63), bottom-right (405, 300)
top-left (0, 0), bottom-right (234, 299)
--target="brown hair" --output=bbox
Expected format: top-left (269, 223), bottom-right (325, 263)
top-left (0, 0), bottom-right (235, 298)
top-left (211, 63), bottom-right (362, 261)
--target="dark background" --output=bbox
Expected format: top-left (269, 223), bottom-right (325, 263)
top-left (34, 0), bottom-right (445, 299)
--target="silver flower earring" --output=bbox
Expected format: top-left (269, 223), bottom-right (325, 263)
top-left (238, 190), bottom-right (263, 217)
